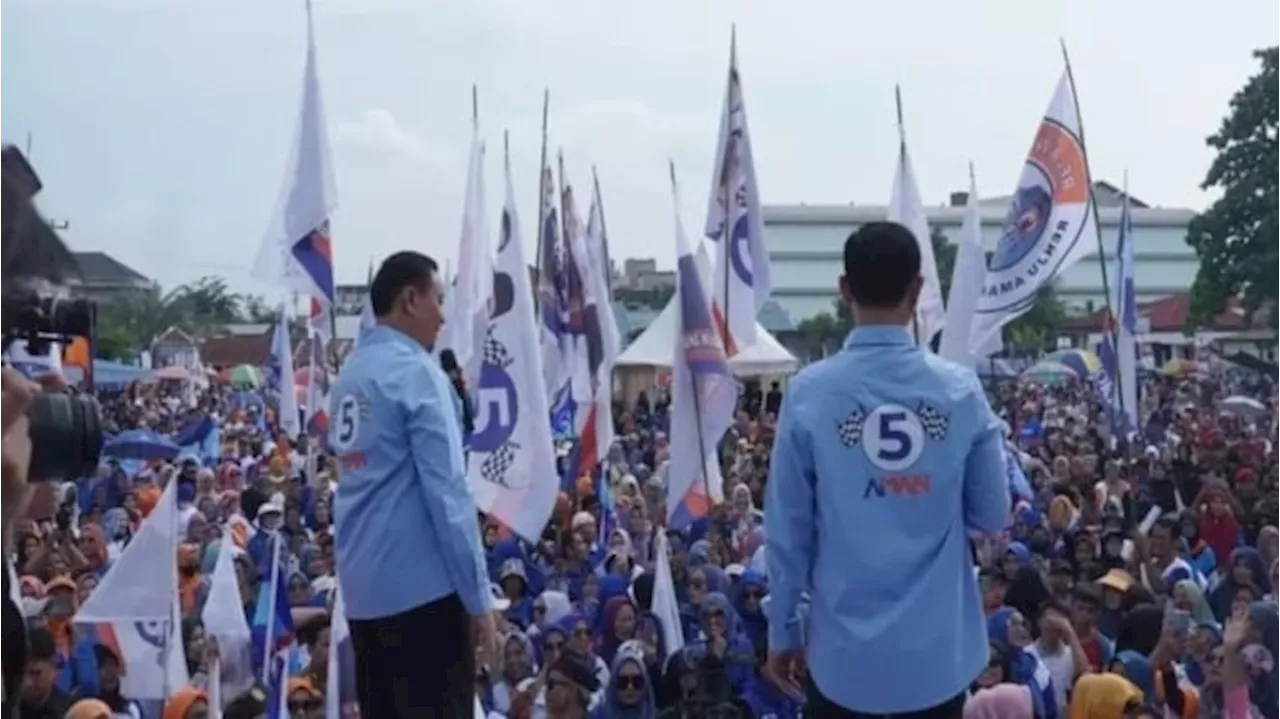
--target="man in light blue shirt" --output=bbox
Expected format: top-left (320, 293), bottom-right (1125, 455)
top-left (331, 250), bottom-right (495, 718)
top-left (764, 222), bottom-right (1009, 718)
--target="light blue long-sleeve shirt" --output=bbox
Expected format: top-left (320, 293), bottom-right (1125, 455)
top-left (331, 325), bottom-right (493, 620)
top-left (764, 325), bottom-right (1009, 714)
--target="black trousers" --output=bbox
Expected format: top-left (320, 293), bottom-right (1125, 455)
top-left (348, 593), bottom-right (473, 718)
top-left (806, 676), bottom-right (966, 719)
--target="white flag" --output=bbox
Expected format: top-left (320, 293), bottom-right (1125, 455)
top-left (440, 125), bottom-right (493, 392)
top-left (77, 479), bottom-right (190, 699)
top-left (938, 172), bottom-right (986, 367)
top-left (670, 164), bottom-right (736, 528)
top-left (202, 530), bottom-right (255, 705)
top-left (888, 141), bottom-right (946, 347)
top-left (325, 588), bottom-right (358, 719)
top-left (703, 31), bottom-right (771, 358)
top-left (652, 533), bottom-right (685, 658)
top-left (251, 1), bottom-right (338, 337)
top-left (271, 307), bottom-right (301, 439)
top-left (970, 70), bottom-right (1099, 351)
top-left (466, 149), bottom-right (558, 542)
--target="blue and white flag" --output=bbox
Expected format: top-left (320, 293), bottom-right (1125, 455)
top-left (76, 478), bottom-right (189, 700)
top-left (467, 143), bottom-right (558, 542)
top-left (251, 0), bottom-right (338, 340)
top-left (703, 29), bottom-right (771, 358)
top-left (269, 306), bottom-right (301, 439)
top-left (537, 153), bottom-right (573, 420)
top-left (325, 588), bottom-right (358, 719)
top-left (440, 113), bottom-right (493, 392)
top-left (669, 163), bottom-right (736, 528)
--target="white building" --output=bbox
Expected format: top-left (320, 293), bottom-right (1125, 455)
top-left (764, 182), bottom-right (1197, 322)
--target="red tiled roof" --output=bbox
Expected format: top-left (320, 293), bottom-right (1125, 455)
top-left (1062, 293), bottom-right (1272, 333)
top-left (200, 333), bottom-right (272, 368)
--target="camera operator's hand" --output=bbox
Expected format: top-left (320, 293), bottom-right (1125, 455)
top-left (2, 368), bottom-right (37, 505)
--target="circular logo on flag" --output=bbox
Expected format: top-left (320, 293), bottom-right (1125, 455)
top-left (986, 119), bottom-right (1091, 293)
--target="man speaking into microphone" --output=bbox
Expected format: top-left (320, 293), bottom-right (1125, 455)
top-left (331, 251), bottom-right (496, 718)
top-left (764, 223), bottom-right (1009, 718)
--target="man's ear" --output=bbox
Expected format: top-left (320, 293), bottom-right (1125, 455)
top-left (837, 275), bottom-right (853, 305)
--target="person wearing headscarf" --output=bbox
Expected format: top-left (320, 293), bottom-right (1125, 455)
top-left (599, 643), bottom-right (656, 719)
top-left (595, 596), bottom-right (640, 666)
top-left (987, 607), bottom-right (1057, 719)
top-left (1209, 548), bottom-right (1272, 621)
top-left (1172, 579), bottom-right (1218, 628)
top-left (490, 632), bottom-right (537, 716)
top-left (1067, 673), bottom-right (1144, 719)
top-left (964, 684), bottom-right (1034, 719)
top-left (687, 592), bottom-right (755, 698)
top-left (731, 569), bottom-right (768, 657)
top-left (1244, 601), bottom-right (1277, 719)
top-left (1179, 511), bottom-right (1218, 580)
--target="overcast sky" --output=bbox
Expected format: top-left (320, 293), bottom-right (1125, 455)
top-left (3, 0), bottom-right (1276, 300)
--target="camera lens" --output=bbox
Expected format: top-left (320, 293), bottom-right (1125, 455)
top-left (27, 392), bottom-right (103, 481)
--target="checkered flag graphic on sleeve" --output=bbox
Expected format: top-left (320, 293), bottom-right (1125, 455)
top-left (917, 402), bottom-right (950, 441)
top-left (837, 406), bottom-right (868, 448)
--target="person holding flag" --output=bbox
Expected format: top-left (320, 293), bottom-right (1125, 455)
top-left (330, 251), bottom-right (498, 717)
top-left (763, 222), bottom-right (1009, 717)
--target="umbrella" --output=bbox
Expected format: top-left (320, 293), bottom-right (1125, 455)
top-left (153, 365), bottom-right (192, 381)
top-left (227, 365), bottom-right (262, 388)
top-left (1021, 361), bottom-right (1080, 386)
top-left (1222, 395), bottom-right (1268, 418)
top-left (103, 430), bottom-right (181, 462)
top-left (1161, 359), bottom-right (1201, 378)
top-left (1047, 349), bottom-right (1102, 377)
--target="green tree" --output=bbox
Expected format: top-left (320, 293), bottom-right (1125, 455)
top-left (795, 298), bottom-right (854, 358)
top-left (239, 294), bottom-right (276, 323)
top-left (95, 275), bottom-right (255, 358)
top-left (94, 324), bottom-right (135, 362)
top-left (1185, 47), bottom-right (1278, 327)
top-left (1003, 288), bottom-right (1067, 354)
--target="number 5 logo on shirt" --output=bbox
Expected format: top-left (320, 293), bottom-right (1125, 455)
top-left (862, 403), bottom-right (926, 472)
top-left (332, 395), bottom-right (361, 452)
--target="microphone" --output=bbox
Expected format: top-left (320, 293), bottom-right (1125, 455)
top-left (439, 349), bottom-right (460, 375)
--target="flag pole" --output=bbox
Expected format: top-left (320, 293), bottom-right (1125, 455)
top-left (591, 166), bottom-right (614, 302)
top-left (556, 149), bottom-right (570, 263)
top-left (1061, 39), bottom-right (1124, 418)
top-left (471, 83), bottom-right (479, 131)
top-left (670, 159), bottom-right (715, 512)
top-left (261, 531), bottom-right (282, 682)
top-left (718, 27), bottom-right (736, 358)
top-left (895, 84), bottom-right (922, 346)
top-left (533, 90), bottom-right (550, 316)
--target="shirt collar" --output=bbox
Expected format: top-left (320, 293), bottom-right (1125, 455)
top-left (843, 325), bottom-right (913, 349)
top-left (364, 324), bottom-right (430, 355)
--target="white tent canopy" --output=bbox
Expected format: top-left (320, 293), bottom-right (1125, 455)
top-left (615, 243), bottom-right (798, 377)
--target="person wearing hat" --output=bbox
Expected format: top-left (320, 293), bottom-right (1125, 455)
top-left (285, 678), bottom-right (323, 719)
top-left (331, 252), bottom-right (496, 717)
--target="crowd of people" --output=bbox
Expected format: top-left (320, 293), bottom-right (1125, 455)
top-left (4, 346), bottom-right (1278, 719)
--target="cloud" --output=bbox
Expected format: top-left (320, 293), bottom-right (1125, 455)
top-left (334, 108), bottom-right (432, 160)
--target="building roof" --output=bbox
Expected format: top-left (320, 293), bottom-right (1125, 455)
top-left (70, 251), bottom-right (150, 286)
top-left (200, 332), bottom-right (272, 368)
top-left (1062, 292), bottom-right (1274, 333)
top-left (765, 180), bottom-right (1187, 227)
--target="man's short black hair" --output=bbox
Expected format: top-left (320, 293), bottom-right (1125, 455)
top-left (27, 627), bottom-right (56, 663)
top-left (370, 251), bottom-right (439, 317)
top-left (842, 221), bottom-right (921, 308)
